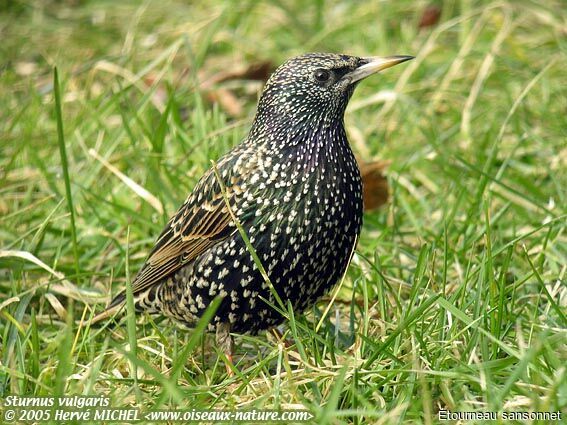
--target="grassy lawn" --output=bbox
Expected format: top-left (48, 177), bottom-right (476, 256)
top-left (1, 0), bottom-right (566, 423)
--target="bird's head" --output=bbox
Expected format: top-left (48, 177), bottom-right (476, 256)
top-left (253, 52), bottom-right (413, 130)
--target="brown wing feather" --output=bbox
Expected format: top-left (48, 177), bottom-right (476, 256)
top-left (129, 190), bottom-right (236, 296)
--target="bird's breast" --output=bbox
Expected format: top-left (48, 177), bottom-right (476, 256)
top-left (231, 135), bottom-right (363, 258)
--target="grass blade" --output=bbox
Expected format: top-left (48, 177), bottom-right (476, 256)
top-left (53, 67), bottom-right (80, 277)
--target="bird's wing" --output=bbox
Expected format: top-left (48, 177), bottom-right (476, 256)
top-left (105, 153), bottom-right (250, 311)
top-left (129, 183), bottom-right (237, 296)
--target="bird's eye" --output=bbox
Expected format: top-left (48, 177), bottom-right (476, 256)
top-left (313, 69), bottom-right (332, 84)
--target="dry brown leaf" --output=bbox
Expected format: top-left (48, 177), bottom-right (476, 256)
top-left (132, 60), bottom-right (274, 118)
top-left (201, 60), bottom-right (274, 88)
top-left (418, 4), bottom-right (442, 29)
top-left (358, 158), bottom-right (390, 211)
top-left (200, 60), bottom-right (273, 117)
top-left (206, 87), bottom-right (243, 117)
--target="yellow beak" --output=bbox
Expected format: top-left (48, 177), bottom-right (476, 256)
top-left (346, 55), bottom-right (414, 84)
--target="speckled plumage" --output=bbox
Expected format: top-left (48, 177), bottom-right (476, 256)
top-left (100, 53), bottom-right (412, 337)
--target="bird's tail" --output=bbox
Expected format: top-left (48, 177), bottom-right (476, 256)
top-left (89, 292), bottom-right (126, 325)
top-left (88, 284), bottom-right (163, 326)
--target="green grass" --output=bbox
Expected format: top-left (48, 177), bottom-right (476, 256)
top-left (1, 0), bottom-right (566, 423)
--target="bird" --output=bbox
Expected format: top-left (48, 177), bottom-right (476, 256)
top-left (93, 52), bottom-right (413, 369)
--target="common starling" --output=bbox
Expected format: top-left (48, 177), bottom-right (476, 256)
top-left (94, 53), bottom-right (412, 362)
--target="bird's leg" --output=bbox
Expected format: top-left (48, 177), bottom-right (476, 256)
top-left (216, 322), bottom-right (234, 376)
